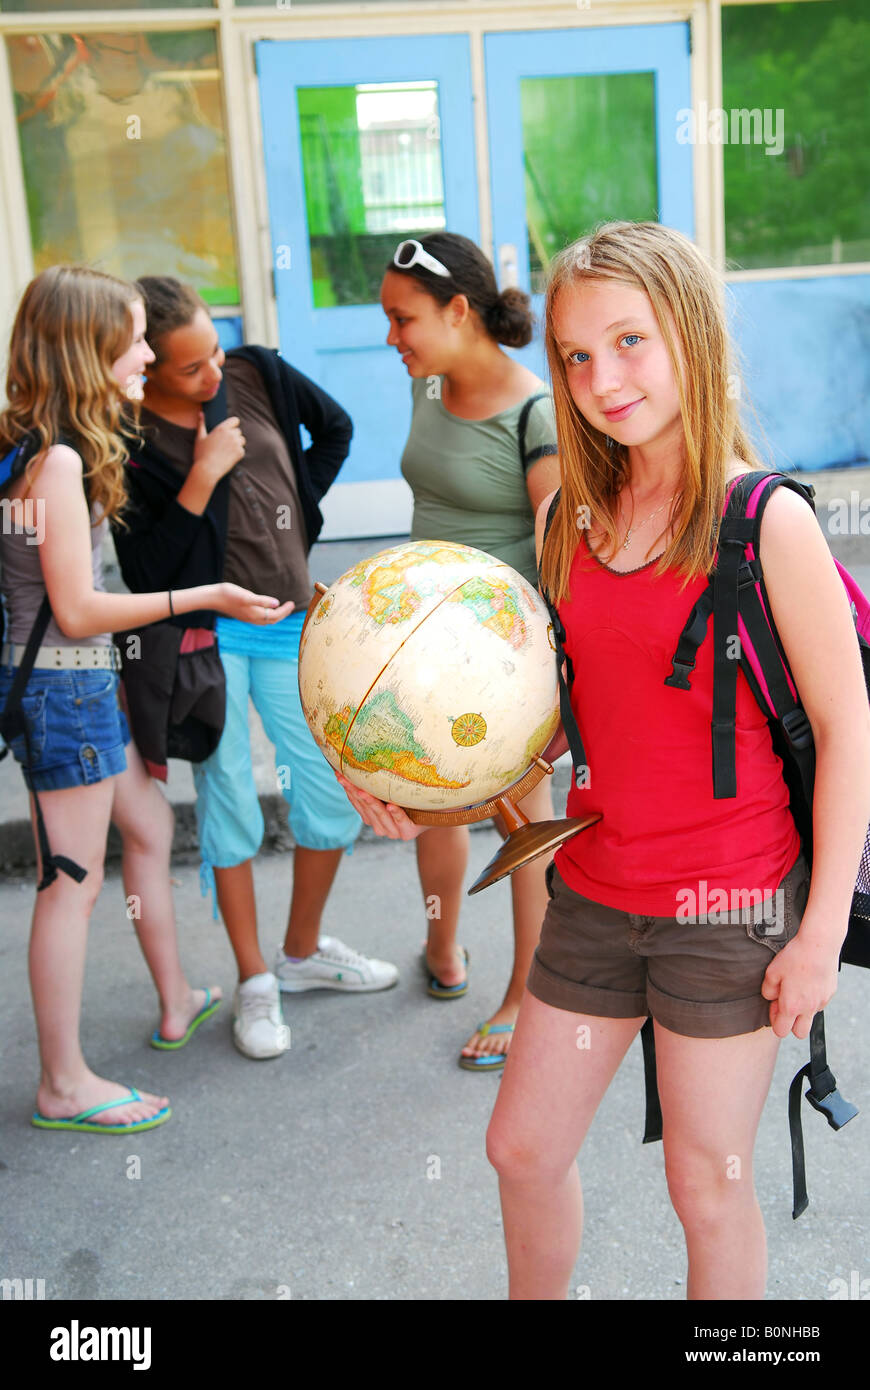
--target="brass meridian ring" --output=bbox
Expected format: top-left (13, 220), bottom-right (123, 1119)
top-left (405, 761), bottom-right (549, 827)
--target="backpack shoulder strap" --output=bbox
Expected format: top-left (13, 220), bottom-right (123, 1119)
top-left (665, 471), bottom-right (811, 798)
top-left (0, 598), bottom-right (88, 891)
top-left (537, 489), bottom-right (589, 785)
top-left (517, 393), bottom-right (556, 474)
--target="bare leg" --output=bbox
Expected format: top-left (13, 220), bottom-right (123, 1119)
top-left (111, 742), bottom-right (221, 1040)
top-left (415, 825), bottom-right (468, 985)
top-left (29, 780), bottom-right (169, 1127)
top-left (282, 846), bottom-right (344, 957)
top-left (463, 777), bottom-right (554, 1060)
top-left (487, 991), bottom-right (645, 1298)
top-left (655, 1021), bottom-right (782, 1299)
top-left (213, 860), bottom-right (266, 982)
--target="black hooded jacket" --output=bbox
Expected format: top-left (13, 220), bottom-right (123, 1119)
top-left (113, 344), bottom-right (353, 626)
top-left (110, 345), bottom-right (352, 768)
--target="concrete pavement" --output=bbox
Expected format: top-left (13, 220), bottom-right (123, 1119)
top-left (1, 832), bottom-right (867, 1302)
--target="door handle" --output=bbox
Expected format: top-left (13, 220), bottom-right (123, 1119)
top-left (498, 243), bottom-right (519, 289)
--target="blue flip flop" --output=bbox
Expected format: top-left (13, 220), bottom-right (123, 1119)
top-left (424, 948), bottom-right (469, 999)
top-left (458, 1021), bottom-right (515, 1071)
top-left (32, 1087), bottom-right (172, 1134)
top-left (150, 988), bottom-right (221, 1050)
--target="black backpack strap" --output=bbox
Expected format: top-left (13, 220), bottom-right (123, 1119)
top-left (538, 490), bottom-right (589, 783)
top-left (664, 582), bottom-right (715, 691)
top-left (0, 595), bottom-right (52, 747)
top-left (711, 476), bottom-right (763, 798)
top-left (639, 1016), bottom-right (663, 1143)
top-left (788, 1012), bottom-right (858, 1219)
top-left (734, 474), bottom-right (817, 798)
top-left (517, 393), bottom-right (557, 474)
top-left (1, 598), bottom-right (88, 891)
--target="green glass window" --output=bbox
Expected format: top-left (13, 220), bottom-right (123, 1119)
top-left (520, 73), bottom-right (659, 294)
top-left (8, 31), bottom-right (239, 304)
top-left (723, 0), bottom-right (870, 270)
top-left (298, 81), bottom-right (446, 308)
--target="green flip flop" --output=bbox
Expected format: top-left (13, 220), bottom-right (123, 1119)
top-left (458, 1020), bottom-right (515, 1071)
top-left (423, 948), bottom-right (469, 999)
top-left (150, 988), bottom-right (221, 1050)
top-left (32, 1087), bottom-right (172, 1134)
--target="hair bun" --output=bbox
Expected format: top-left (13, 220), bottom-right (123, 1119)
top-left (485, 287), bottom-right (534, 348)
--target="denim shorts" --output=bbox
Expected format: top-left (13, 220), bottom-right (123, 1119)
top-left (527, 854), bottom-right (810, 1038)
top-left (0, 664), bottom-right (129, 791)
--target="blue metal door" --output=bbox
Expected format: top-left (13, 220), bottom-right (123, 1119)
top-left (485, 24), bottom-right (694, 379)
top-left (256, 24), bottom-right (693, 537)
top-left (256, 35), bottom-right (478, 537)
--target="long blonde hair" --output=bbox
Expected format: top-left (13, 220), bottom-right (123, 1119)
top-left (539, 221), bottom-right (760, 604)
top-left (0, 265), bottom-right (141, 524)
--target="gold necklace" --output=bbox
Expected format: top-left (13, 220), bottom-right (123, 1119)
top-left (621, 495), bottom-right (674, 550)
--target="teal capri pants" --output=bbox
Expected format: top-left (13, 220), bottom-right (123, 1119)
top-left (193, 641), bottom-right (361, 893)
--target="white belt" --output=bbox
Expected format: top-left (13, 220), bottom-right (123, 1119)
top-left (1, 642), bottom-right (121, 671)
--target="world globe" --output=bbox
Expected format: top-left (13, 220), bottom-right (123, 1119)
top-left (298, 539), bottom-right (599, 892)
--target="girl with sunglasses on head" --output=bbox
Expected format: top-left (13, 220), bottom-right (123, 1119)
top-left (338, 232), bottom-right (561, 1071)
top-left (0, 266), bottom-right (291, 1134)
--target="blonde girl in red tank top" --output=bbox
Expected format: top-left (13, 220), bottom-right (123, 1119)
top-left (481, 222), bottom-right (870, 1299)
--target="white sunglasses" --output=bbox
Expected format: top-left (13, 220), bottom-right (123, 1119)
top-left (393, 239), bottom-right (451, 278)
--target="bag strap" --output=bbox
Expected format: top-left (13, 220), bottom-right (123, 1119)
top-left (665, 471), bottom-right (814, 798)
top-left (0, 595), bottom-right (52, 747)
top-left (517, 393), bottom-right (557, 475)
top-left (788, 1012), bottom-right (858, 1218)
top-left (0, 588), bottom-right (88, 894)
top-left (538, 490), bottom-right (589, 784)
top-left (639, 1016), bottom-right (663, 1143)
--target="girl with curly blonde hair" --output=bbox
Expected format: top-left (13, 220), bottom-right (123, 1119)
top-left (0, 266), bottom-right (291, 1133)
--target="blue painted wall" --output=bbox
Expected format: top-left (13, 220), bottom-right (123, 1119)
top-left (727, 275), bottom-right (870, 471)
top-left (215, 316), bottom-right (243, 351)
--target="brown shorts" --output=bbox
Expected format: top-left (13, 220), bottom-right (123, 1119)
top-left (527, 854), bottom-right (810, 1038)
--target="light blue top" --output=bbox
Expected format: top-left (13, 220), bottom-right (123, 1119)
top-left (215, 608), bottom-right (305, 659)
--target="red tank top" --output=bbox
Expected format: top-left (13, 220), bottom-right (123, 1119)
top-left (554, 533), bottom-right (800, 914)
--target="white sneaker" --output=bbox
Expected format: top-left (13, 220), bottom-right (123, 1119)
top-left (274, 936), bottom-right (399, 994)
top-left (232, 972), bottom-right (291, 1059)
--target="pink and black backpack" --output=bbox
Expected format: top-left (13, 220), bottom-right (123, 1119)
top-left (542, 471), bottom-right (870, 1217)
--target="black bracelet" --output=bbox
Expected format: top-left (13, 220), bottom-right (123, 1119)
top-left (168, 589), bottom-right (175, 618)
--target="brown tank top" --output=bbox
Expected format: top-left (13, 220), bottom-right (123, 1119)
top-left (0, 507), bottom-right (110, 647)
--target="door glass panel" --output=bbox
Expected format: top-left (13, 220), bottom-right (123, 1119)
top-left (298, 80), bottom-right (446, 308)
top-left (520, 73), bottom-right (658, 293)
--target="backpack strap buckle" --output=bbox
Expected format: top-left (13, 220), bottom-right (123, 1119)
top-left (781, 707), bottom-right (813, 749)
top-left (806, 1084), bottom-right (859, 1132)
top-left (664, 657), bottom-right (695, 691)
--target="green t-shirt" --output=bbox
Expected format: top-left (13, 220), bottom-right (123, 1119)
top-left (400, 377), bottom-right (557, 587)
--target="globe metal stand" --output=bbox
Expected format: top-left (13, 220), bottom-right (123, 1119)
top-left (304, 584), bottom-right (601, 895)
top-left (405, 761), bottom-right (601, 894)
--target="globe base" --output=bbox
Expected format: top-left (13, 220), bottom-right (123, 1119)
top-left (467, 810), bottom-right (602, 895)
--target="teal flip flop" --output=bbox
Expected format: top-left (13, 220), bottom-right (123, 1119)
top-left (150, 988), bottom-right (221, 1050)
top-left (458, 1021), bottom-right (515, 1071)
top-left (32, 1087), bottom-right (172, 1134)
top-left (424, 948), bottom-right (469, 999)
